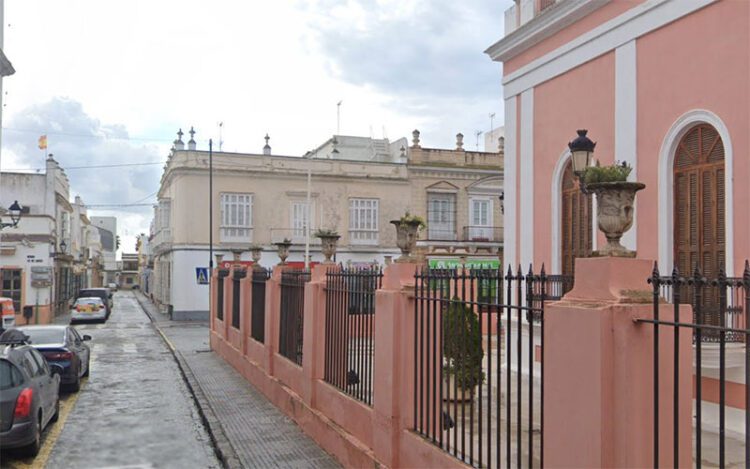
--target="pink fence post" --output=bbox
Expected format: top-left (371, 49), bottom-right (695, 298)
top-left (544, 257), bottom-right (692, 468)
top-left (371, 262), bottom-right (418, 468)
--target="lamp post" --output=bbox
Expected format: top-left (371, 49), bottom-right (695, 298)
top-left (568, 129), bottom-right (596, 194)
top-left (304, 151), bottom-right (312, 270)
top-left (0, 200), bottom-right (22, 230)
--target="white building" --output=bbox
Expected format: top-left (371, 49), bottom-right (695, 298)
top-left (91, 216), bottom-right (118, 285)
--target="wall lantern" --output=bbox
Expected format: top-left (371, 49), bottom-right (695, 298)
top-left (60, 239), bottom-right (67, 254)
top-left (568, 129), bottom-right (596, 194)
top-left (499, 191), bottom-right (505, 214)
top-left (0, 200), bottom-right (23, 230)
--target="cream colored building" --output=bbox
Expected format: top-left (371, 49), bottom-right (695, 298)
top-left (151, 129), bottom-right (503, 320)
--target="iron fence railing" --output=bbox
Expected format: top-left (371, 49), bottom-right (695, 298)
top-left (639, 262), bottom-right (750, 468)
top-left (251, 268), bottom-right (271, 343)
top-left (216, 268), bottom-right (230, 321)
top-left (231, 268), bottom-right (247, 329)
top-left (324, 266), bottom-right (383, 406)
top-left (413, 266), bottom-right (549, 468)
top-left (279, 269), bottom-right (310, 365)
top-left (462, 226), bottom-right (503, 243)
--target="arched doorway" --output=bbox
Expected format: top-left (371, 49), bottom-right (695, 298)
top-left (561, 160), bottom-right (592, 280)
top-left (673, 124), bottom-right (725, 328)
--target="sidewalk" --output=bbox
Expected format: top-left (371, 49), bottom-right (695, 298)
top-left (133, 292), bottom-right (339, 469)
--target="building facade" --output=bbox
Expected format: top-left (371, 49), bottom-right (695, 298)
top-left (486, 0), bottom-right (748, 438)
top-left (91, 216), bottom-right (118, 285)
top-left (0, 157), bottom-right (102, 323)
top-left (151, 130), bottom-right (504, 319)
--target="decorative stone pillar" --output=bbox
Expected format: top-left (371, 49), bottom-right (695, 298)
top-left (456, 133), bottom-right (464, 150)
top-left (411, 129), bottom-right (421, 148)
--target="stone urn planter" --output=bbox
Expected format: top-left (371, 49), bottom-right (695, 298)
top-left (249, 246), bottom-right (263, 267)
top-left (214, 254), bottom-right (224, 267)
top-left (390, 219), bottom-right (423, 262)
top-left (274, 240), bottom-right (292, 265)
top-left (587, 181), bottom-right (646, 257)
top-left (231, 248), bottom-right (244, 262)
top-left (316, 234), bottom-right (340, 264)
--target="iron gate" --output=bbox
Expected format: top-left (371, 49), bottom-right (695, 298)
top-left (279, 269), bottom-right (310, 365)
top-left (413, 265), bottom-right (549, 468)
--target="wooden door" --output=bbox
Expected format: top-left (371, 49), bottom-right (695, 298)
top-left (561, 161), bottom-right (592, 279)
top-left (674, 124), bottom-right (725, 328)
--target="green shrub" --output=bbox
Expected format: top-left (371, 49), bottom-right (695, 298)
top-left (313, 228), bottom-right (339, 237)
top-left (399, 211), bottom-right (427, 230)
top-left (583, 161), bottom-right (632, 184)
top-left (442, 298), bottom-right (485, 390)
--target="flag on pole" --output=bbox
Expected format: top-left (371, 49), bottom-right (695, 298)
top-left (38, 135), bottom-right (48, 150)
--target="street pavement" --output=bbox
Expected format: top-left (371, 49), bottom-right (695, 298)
top-left (134, 292), bottom-right (340, 469)
top-left (1, 292), bottom-right (221, 469)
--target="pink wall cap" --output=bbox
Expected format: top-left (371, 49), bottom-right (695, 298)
top-left (311, 263), bottom-right (338, 282)
top-left (563, 257), bottom-right (655, 304)
top-left (382, 262), bottom-right (418, 291)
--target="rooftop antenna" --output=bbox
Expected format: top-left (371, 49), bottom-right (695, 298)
top-left (489, 112), bottom-right (495, 133)
top-left (336, 101), bottom-right (342, 135)
top-left (475, 130), bottom-right (483, 150)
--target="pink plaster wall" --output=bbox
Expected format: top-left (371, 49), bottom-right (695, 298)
top-left (635, 0), bottom-right (750, 270)
top-left (532, 52), bottom-right (616, 267)
top-left (503, 0), bottom-right (646, 75)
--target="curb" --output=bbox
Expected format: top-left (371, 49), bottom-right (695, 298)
top-left (133, 292), bottom-right (243, 469)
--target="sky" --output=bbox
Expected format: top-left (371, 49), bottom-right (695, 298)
top-left (0, 0), bottom-right (513, 255)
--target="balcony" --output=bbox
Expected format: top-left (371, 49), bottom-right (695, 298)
top-left (151, 228), bottom-right (172, 253)
top-left (505, 0), bottom-right (560, 35)
top-left (462, 226), bottom-right (503, 243)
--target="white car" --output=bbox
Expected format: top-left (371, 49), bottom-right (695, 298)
top-left (70, 297), bottom-right (107, 323)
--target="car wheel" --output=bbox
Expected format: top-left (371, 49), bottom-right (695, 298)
top-left (70, 368), bottom-right (81, 392)
top-left (19, 415), bottom-right (42, 457)
top-left (50, 394), bottom-right (60, 422)
top-left (82, 357), bottom-right (90, 377)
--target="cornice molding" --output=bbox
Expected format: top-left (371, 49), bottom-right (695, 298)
top-left (485, 0), bottom-right (611, 63)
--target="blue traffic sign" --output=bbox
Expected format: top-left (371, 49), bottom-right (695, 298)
top-left (196, 267), bottom-right (209, 285)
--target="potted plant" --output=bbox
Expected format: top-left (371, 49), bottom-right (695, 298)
top-left (248, 244), bottom-right (263, 268)
top-left (274, 238), bottom-right (292, 265)
top-left (442, 299), bottom-right (484, 401)
top-left (582, 161), bottom-right (645, 257)
top-left (390, 212), bottom-right (426, 262)
top-left (314, 229), bottom-right (340, 264)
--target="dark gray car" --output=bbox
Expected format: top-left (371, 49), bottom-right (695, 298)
top-left (0, 330), bottom-right (62, 456)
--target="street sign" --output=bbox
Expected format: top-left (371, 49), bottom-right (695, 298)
top-left (195, 267), bottom-right (209, 285)
top-left (428, 258), bottom-right (500, 269)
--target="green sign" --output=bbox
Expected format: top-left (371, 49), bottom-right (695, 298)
top-left (428, 258), bottom-right (500, 270)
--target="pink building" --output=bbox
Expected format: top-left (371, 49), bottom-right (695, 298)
top-left (486, 0), bottom-right (749, 453)
top-left (485, 0), bottom-right (748, 279)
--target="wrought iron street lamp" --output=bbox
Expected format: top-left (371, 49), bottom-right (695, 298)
top-left (0, 200), bottom-right (22, 230)
top-left (568, 129), bottom-right (596, 194)
top-left (59, 239), bottom-right (67, 254)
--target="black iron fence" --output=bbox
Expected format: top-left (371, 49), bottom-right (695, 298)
top-left (251, 268), bottom-right (271, 343)
top-left (414, 266), bottom-right (548, 468)
top-left (216, 268), bottom-right (230, 321)
top-left (279, 269), bottom-right (310, 365)
top-left (324, 266), bottom-right (383, 406)
top-left (640, 262), bottom-right (750, 468)
top-left (231, 268), bottom-right (247, 329)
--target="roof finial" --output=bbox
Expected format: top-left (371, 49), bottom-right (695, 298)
top-left (174, 128), bottom-right (185, 150)
top-left (263, 133), bottom-right (271, 155)
top-left (188, 127), bottom-right (196, 150)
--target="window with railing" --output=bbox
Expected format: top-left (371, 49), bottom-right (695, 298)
top-left (427, 193), bottom-right (456, 240)
top-left (349, 198), bottom-right (378, 245)
top-left (220, 193), bottom-right (253, 243)
top-left (290, 201), bottom-right (314, 243)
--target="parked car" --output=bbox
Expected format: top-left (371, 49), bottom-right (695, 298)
top-left (0, 329), bottom-right (62, 456)
top-left (14, 325), bottom-right (91, 392)
top-left (107, 282), bottom-right (118, 292)
top-left (0, 297), bottom-right (16, 331)
top-left (70, 297), bottom-right (107, 323)
top-left (76, 288), bottom-right (112, 319)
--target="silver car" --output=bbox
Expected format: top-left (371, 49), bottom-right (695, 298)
top-left (71, 297), bottom-right (107, 323)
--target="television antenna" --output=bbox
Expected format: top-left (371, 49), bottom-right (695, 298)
top-left (475, 130), bottom-right (483, 150)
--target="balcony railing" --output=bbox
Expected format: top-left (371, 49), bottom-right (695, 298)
top-left (505, 0), bottom-right (561, 35)
top-left (462, 226), bottom-right (503, 243)
top-left (152, 228), bottom-right (172, 250)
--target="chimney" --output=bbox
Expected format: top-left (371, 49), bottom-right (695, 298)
top-left (263, 134), bottom-right (271, 155)
top-left (173, 129), bottom-right (185, 151)
top-left (456, 133), bottom-right (464, 151)
top-left (188, 127), bottom-right (196, 150)
top-left (412, 129), bottom-right (421, 148)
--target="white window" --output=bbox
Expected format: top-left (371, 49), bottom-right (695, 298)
top-left (349, 198), bottom-right (379, 245)
top-left (427, 193), bottom-right (456, 240)
top-left (160, 200), bottom-right (171, 229)
top-left (468, 198), bottom-right (494, 240)
top-left (290, 201), bottom-right (314, 242)
top-left (220, 193), bottom-right (253, 242)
